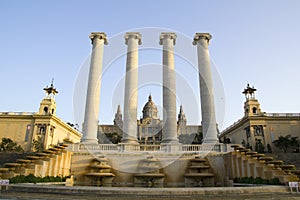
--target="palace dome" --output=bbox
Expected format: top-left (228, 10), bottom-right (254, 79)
top-left (142, 95), bottom-right (158, 119)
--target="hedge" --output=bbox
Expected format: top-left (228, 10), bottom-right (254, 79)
top-left (9, 174), bottom-right (67, 184)
top-left (234, 177), bottom-right (282, 185)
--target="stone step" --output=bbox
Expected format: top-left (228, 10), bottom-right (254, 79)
top-left (16, 159), bottom-right (32, 163)
top-left (134, 173), bottom-right (164, 177)
top-left (189, 165), bottom-right (210, 169)
top-left (85, 172), bottom-right (115, 177)
top-left (89, 164), bottom-right (112, 169)
top-left (5, 163), bottom-right (22, 168)
top-left (184, 172), bottom-right (214, 177)
top-left (190, 158), bottom-right (206, 162)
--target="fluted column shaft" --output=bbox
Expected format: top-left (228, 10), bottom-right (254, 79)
top-left (193, 33), bottom-right (218, 143)
top-left (82, 32), bottom-right (107, 143)
top-left (121, 32), bottom-right (141, 143)
top-left (160, 32), bottom-right (178, 143)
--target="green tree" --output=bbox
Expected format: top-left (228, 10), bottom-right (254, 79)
top-left (32, 138), bottom-right (43, 152)
top-left (267, 144), bottom-right (272, 153)
top-left (290, 136), bottom-right (300, 153)
top-left (104, 132), bottom-right (122, 144)
top-left (241, 139), bottom-right (246, 147)
top-left (192, 132), bottom-right (203, 144)
top-left (179, 132), bottom-right (203, 144)
top-left (178, 134), bottom-right (192, 144)
top-left (0, 137), bottom-right (24, 152)
top-left (222, 136), bottom-right (231, 144)
top-left (273, 135), bottom-right (292, 153)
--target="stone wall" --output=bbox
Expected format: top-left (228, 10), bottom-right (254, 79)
top-left (70, 152), bottom-right (231, 187)
top-left (0, 152), bottom-right (34, 167)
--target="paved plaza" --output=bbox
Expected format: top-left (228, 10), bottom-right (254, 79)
top-left (1, 185), bottom-right (299, 200)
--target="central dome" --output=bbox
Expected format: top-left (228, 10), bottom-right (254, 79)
top-left (142, 95), bottom-right (158, 119)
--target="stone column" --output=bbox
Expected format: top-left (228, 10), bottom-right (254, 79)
top-left (193, 33), bottom-right (218, 143)
top-left (160, 32), bottom-right (178, 143)
top-left (81, 32), bottom-right (108, 144)
top-left (121, 32), bottom-right (142, 143)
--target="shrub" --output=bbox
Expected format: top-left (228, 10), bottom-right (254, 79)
top-left (0, 137), bottom-right (24, 152)
top-left (234, 177), bottom-right (282, 185)
top-left (9, 174), bottom-right (66, 184)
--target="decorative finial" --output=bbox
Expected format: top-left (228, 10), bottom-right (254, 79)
top-left (243, 83), bottom-right (256, 99)
top-left (43, 79), bottom-right (58, 98)
top-left (148, 93), bottom-right (152, 101)
top-left (117, 104), bottom-right (121, 113)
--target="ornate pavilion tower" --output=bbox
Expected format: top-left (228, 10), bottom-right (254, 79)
top-left (38, 80), bottom-right (58, 116)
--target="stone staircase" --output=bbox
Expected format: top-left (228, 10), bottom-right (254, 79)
top-left (229, 144), bottom-right (299, 183)
top-left (0, 144), bottom-right (71, 179)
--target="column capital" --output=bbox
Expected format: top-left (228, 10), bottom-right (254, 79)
top-left (192, 33), bottom-right (212, 45)
top-left (89, 32), bottom-right (108, 45)
top-left (159, 32), bottom-right (177, 45)
top-left (125, 32), bottom-right (142, 45)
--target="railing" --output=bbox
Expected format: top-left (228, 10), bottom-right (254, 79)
top-left (265, 113), bottom-right (300, 117)
top-left (72, 143), bottom-right (118, 152)
top-left (181, 145), bottom-right (202, 152)
top-left (69, 143), bottom-right (231, 153)
top-left (0, 112), bottom-right (35, 115)
top-left (221, 112), bottom-right (300, 135)
top-left (181, 144), bottom-right (228, 152)
top-left (140, 145), bottom-right (161, 152)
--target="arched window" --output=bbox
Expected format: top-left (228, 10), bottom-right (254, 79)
top-left (51, 109), bottom-right (54, 114)
top-left (40, 126), bottom-right (45, 134)
top-left (43, 107), bottom-right (48, 114)
top-left (252, 107), bottom-right (257, 114)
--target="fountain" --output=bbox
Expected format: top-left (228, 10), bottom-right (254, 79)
top-left (133, 156), bottom-right (165, 187)
top-left (184, 156), bottom-right (215, 187)
top-left (85, 156), bottom-right (115, 186)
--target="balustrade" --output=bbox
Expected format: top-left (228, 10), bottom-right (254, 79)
top-left (69, 143), bottom-right (230, 153)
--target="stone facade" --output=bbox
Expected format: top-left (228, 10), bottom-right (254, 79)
top-left (0, 83), bottom-right (82, 152)
top-left (99, 95), bottom-right (202, 144)
top-left (220, 84), bottom-right (300, 152)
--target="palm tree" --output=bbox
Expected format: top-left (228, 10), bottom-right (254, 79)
top-left (273, 135), bottom-right (292, 153)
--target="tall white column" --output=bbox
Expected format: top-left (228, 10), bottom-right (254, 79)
top-left (81, 32), bottom-right (108, 144)
top-left (160, 32), bottom-right (178, 143)
top-left (193, 33), bottom-right (218, 143)
top-left (121, 32), bottom-right (141, 143)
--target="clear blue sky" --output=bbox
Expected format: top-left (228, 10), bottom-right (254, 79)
top-left (1, 0), bottom-right (300, 131)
